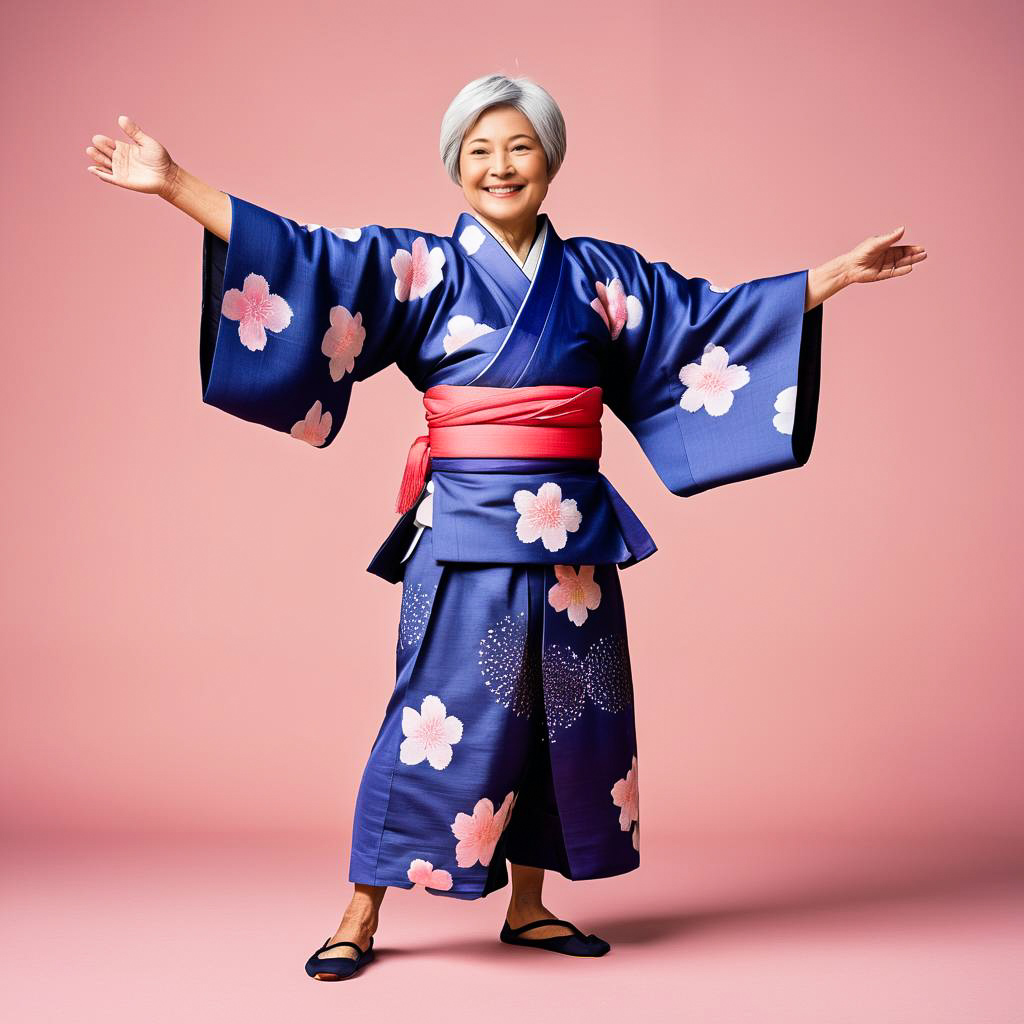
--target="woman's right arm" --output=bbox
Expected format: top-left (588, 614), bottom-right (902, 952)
top-left (86, 115), bottom-right (231, 242)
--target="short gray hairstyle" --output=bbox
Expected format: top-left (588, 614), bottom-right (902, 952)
top-left (439, 73), bottom-right (567, 186)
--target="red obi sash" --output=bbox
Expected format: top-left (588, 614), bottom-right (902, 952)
top-left (394, 385), bottom-right (604, 515)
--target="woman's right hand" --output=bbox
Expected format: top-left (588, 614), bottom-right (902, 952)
top-left (86, 115), bottom-right (178, 198)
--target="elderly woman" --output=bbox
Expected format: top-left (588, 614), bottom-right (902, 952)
top-left (86, 73), bottom-right (924, 979)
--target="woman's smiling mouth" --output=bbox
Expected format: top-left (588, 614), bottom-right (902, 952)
top-left (484, 185), bottom-right (525, 196)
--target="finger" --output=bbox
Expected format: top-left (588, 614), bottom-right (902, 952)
top-left (87, 165), bottom-right (116, 183)
top-left (91, 134), bottom-right (117, 157)
top-left (885, 225), bottom-right (905, 239)
top-left (877, 264), bottom-right (913, 280)
top-left (85, 146), bottom-right (112, 170)
top-left (118, 114), bottom-right (149, 144)
top-left (893, 250), bottom-right (927, 268)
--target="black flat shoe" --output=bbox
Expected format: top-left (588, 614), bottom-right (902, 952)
top-left (500, 917), bottom-right (611, 957)
top-left (304, 935), bottom-right (375, 980)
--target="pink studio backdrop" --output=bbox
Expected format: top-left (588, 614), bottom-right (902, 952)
top-left (2, 0), bottom-right (1020, 865)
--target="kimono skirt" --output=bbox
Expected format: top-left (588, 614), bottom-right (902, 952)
top-left (348, 391), bottom-right (641, 899)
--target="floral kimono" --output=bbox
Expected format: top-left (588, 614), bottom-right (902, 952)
top-left (199, 194), bottom-right (823, 897)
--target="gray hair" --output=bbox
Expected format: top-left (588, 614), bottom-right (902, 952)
top-left (439, 73), bottom-right (567, 186)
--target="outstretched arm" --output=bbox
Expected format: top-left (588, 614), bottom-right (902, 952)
top-left (805, 226), bottom-right (927, 311)
top-left (86, 115), bottom-right (231, 242)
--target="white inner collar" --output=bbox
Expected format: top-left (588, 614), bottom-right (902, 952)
top-left (476, 215), bottom-right (548, 281)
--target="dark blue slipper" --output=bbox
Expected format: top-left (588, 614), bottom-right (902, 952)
top-left (500, 917), bottom-right (610, 957)
top-left (304, 935), bottom-right (375, 980)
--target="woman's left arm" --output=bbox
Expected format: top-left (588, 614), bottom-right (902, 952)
top-left (805, 225), bottom-right (927, 311)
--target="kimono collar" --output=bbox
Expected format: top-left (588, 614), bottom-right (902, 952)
top-left (453, 209), bottom-right (554, 308)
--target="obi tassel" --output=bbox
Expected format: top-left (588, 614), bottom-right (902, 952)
top-left (395, 434), bottom-right (431, 515)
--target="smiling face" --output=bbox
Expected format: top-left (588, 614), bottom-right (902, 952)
top-left (458, 104), bottom-right (550, 236)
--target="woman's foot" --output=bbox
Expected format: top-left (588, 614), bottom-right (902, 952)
top-left (319, 914), bottom-right (376, 962)
top-left (315, 885), bottom-right (385, 964)
top-left (505, 900), bottom-right (576, 939)
top-left (505, 863), bottom-right (576, 939)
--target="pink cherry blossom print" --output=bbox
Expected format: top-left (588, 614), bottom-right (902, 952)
top-left (392, 236), bottom-right (446, 301)
top-left (773, 385), bottom-right (798, 435)
top-left (406, 858), bottom-right (454, 891)
top-left (400, 694), bottom-right (463, 771)
top-left (590, 278), bottom-right (643, 340)
top-left (513, 482), bottom-right (582, 553)
top-left (289, 400), bottom-right (332, 446)
top-left (632, 819), bottom-right (639, 851)
top-left (221, 272), bottom-right (293, 352)
top-left (610, 755), bottom-right (639, 832)
top-left (451, 790), bottom-right (516, 868)
top-left (442, 314), bottom-right (494, 354)
top-left (548, 565), bottom-right (602, 627)
top-left (678, 342), bottom-right (750, 416)
top-left (321, 304), bottom-right (366, 381)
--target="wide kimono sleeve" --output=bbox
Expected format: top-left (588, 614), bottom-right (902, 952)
top-left (603, 252), bottom-right (823, 496)
top-left (199, 193), bottom-right (445, 447)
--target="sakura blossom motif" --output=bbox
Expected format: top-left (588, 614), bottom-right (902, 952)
top-left (442, 314), bottom-right (495, 355)
top-left (458, 224), bottom-right (487, 255)
top-left (221, 272), bottom-right (293, 352)
top-left (679, 342), bottom-right (750, 416)
top-left (590, 277), bottom-right (643, 340)
top-left (321, 304), bottom-right (366, 381)
top-left (451, 790), bottom-right (516, 868)
top-left (773, 385), bottom-right (798, 435)
top-left (400, 694), bottom-right (463, 771)
top-left (406, 858), bottom-right (454, 891)
top-left (513, 482), bottom-right (582, 553)
top-left (707, 281), bottom-right (731, 293)
top-left (414, 479), bottom-right (434, 528)
top-left (299, 223), bottom-right (362, 241)
top-left (392, 236), bottom-right (446, 301)
top-left (632, 819), bottom-right (640, 851)
top-left (290, 400), bottom-right (331, 446)
top-left (610, 754), bottom-right (639, 833)
top-left (548, 565), bottom-right (602, 627)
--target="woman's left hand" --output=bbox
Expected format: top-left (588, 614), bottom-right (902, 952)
top-left (843, 227), bottom-right (927, 284)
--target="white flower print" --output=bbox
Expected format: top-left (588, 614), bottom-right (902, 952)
top-left (458, 224), bottom-right (486, 255)
top-left (773, 385), bottom-right (798, 435)
top-left (442, 314), bottom-right (495, 355)
top-left (299, 224), bottom-right (362, 240)
top-left (400, 694), bottom-right (463, 771)
top-left (392, 237), bottom-right (446, 301)
top-left (707, 280), bottom-right (731, 293)
top-left (548, 565), bottom-right (602, 627)
top-left (513, 482), bottom-right (582, 553)
top-left (414, 480), bottom-right (434, 528)
top-left (679, 342), bottom-right (750, 416)
top-left (290, 400), bottom-right (331, 446)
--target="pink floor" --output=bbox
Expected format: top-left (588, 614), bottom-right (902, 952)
top-left (4, 833), bottom-right (1022, 1022)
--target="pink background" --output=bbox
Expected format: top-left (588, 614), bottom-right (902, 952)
top-left (3, 0), bottom-right (1021, 1019)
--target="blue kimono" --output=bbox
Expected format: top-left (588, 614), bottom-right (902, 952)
top-left (199, 195), bottom-right (823, 897)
